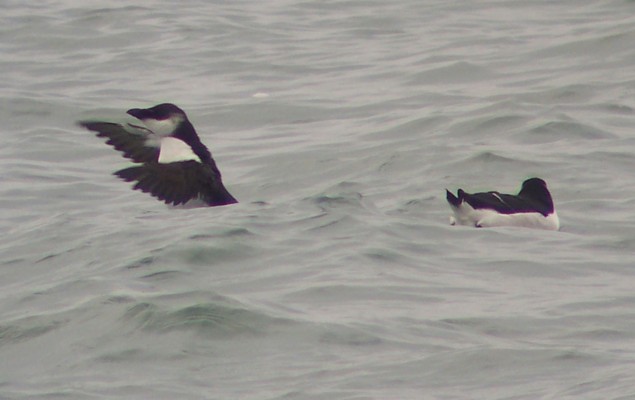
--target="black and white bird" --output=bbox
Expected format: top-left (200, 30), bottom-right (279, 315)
top-left (446, 178), bottom-right (559, 230)
top-left (79, 103), bottom-right (237, 207)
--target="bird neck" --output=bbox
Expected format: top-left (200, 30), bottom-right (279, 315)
top-left (172, 120), bottom-right (212, 163)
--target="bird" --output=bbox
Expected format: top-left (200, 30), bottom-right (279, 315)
top-left (78, 103), bottom-right (237, 207)
top-left (445, 177), bottom-right (559, 230)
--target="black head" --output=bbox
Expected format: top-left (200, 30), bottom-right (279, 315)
top-left (518, 178), bottom-right (554, 212)
top-left (127, 103), bottom-right (186, 121)
top-left (126, 103), bottom-right (190, 137)
top-left (520, 178), bottom-right (547, 192)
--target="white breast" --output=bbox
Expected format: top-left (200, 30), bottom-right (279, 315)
top-left (450, 202), bottom-right (560, 231)
top-left (158, 137), bottom-right (201, 163)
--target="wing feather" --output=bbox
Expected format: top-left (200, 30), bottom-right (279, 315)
top-left (463, 192), bottom-right (542, 214)
top-left (79, 121), bottom-right (159, 163)
top-left (114, 161), bottom-right (212, 206)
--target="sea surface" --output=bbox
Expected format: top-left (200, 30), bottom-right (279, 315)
top-left (2, 1), bottom-right (635, 399)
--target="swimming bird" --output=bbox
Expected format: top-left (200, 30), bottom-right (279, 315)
top-left (79, 103), bottom-right (237, 207)
top-left (446, 178), bottom-right (559, 230)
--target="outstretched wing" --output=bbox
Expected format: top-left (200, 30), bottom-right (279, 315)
top-left (114, 161), bottom-right (236, 206)
top-left (78, 121), bottom-right (159, 163)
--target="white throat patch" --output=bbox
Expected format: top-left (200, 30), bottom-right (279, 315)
top-left (142, 115), bottom-right (184, 137)
top-left (158, 137), bottom-right (201, 163)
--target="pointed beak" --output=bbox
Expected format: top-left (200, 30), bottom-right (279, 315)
top-left (126, 108), bottom-right (147, 120)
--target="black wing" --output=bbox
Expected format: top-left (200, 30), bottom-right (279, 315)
top-left (463, 191), bottom-right (544, 215)
top-left (79, 121), bottom-right (159, 163)
top-left (115, 161), bottom-right (237, 207)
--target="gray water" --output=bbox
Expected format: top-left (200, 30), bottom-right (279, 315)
top-left (2, 1), bottom-right (635, 399)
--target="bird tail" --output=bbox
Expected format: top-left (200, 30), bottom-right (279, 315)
top-left (202, 183), bottom-right (238, 206)
top-left (446, 189), bottom-right (463, 207)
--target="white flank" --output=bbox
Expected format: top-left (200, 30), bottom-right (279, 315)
top-left (449, 202), bottom-right (560, 231)
top-left (158, 137), bottom-right (201, 163)
top-left (142, 115), bottom-right (184, 137)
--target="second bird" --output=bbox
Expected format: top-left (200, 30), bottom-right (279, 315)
top-left (446, 178), bottom-right (559, 230)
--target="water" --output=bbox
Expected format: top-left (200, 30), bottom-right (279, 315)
top-left (2, 1), bottom-right (635, 398)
